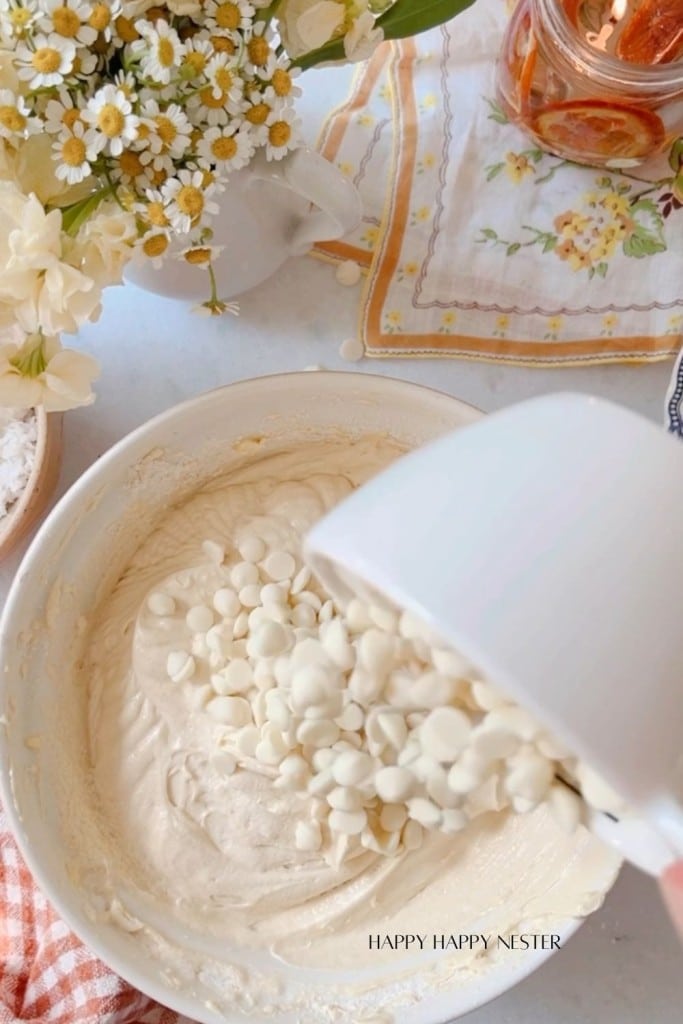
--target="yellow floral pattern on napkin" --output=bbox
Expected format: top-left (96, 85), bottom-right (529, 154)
top-left (315, 0), bottom-right (683, 365)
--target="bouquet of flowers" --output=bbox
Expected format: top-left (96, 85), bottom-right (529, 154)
top-left (0, 0), bottom-right (473, 411)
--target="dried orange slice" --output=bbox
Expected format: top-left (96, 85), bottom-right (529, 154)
top-left (616, 0), bottom-right (683, 65)
top-left (532, 99), bottom-right (665, 161)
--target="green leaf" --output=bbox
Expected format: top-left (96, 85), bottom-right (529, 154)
top-left (596, 176), bottom-right (612, 189)
top-left (542, 234), bottom-right (557, 253)
top-left (484, 97), bottom-right (509, 124)
top-left (596, 261), bottom-right (608, 278)
top-left (60, 186), bottom-right (113, 237)
top-left (622, 201), bottom-right (666, 259)
top-left (623, 230), bottom-right (667, 258)
top-left (506, 242), bottom-right (521, 255)
top-left (376, 0), bottom-right (477, 40)
top-left (669, 136), bottom-right (683, 173)
top-left (480, 227), bottom-right (498, 239)
top-left (485, 162), bottom-right (504, 181)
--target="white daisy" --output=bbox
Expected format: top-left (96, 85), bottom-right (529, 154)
top-left (83, 83), bottom-right (140, 156)
top-left (240, 92), bottom-right (278, 143)
top-left (161, 168), bottom-right (219, 234)
top-left (140, 99), bottom-right (192, 160)
top-left (180, 36), bottom-right (214, 81)
top-left (88, 0), bottom-right (122, 41)
top-left (256, 56), bottom-right (302, 100)
top-left (0, 89), bottom-right (40, 140)
top-left (0, 0), bottom-right (39, 42)
top-left (113, 147), bottom-right (154, 191)
top-left (52, 120), bottom-right (93, 184)
top-left (38, 0), bottom-right (98, 46)
top-left (205, 52), bottom-right (243, 104)
top-left (205, 0), bottom-right (254, 35)
top-left (44, 90), bottom-right (84, 135)
top-left (71, 46), bottom-right (99, 77)
top-left (177, 242), bottom-right (224, 266)
top-left (132, 19), bottom-right (185, 85)
top-left (134, 188), bottom-right (172, 234)
top-left (136, 230), bottom-right (171, 268)
top-left (15, 34), bottom-right (76, 88)
top-left (187, 78), bottom-right (244, 127)
top-left (113, 69), bottom-right (138, 101)
top-left (264, 105), bottom-right (301, 161)
top-left (243, 19), bottom-right (274, 74)
top-left (197, 124), bottom-right (254, 172)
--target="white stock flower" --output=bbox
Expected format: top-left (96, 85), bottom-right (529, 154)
top-left (38, 261), bottom-right (102, 334)
top-left (0, 333), bottom-right (99, 411)
top-left (15, 33), bottom-right (76, 88)
top-left (277, 0), bottom-right (345, 58)
top-left (68, 201), bottom-right (136, 287)
top-left (344, 10), bottom-right (383, 62)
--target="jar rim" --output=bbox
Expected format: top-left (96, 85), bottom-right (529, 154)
top-left (534, 0), bottom-right (683, 93)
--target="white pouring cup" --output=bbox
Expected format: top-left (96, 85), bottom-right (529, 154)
top-left (305, 392), bottom-right (683, 875)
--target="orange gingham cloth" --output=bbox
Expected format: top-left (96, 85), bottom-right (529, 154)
top-left (0, 802), bottom-right (191, 1024)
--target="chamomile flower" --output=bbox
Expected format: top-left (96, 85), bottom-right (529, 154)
top-left (0, 0), bottom-right (38, 42)
top-left (205, 51), bottom-right (243, 103)
top-left (15, 34), bottom-right (76, 88)
top-left (136, 231), bottom-right (171, 268)
top-left (197, 123), bottom-right (254, 172)
top-left (243, 19), bottom-right (273, 73)
top-left (205, 0), bottom-right (254, 35)
top-left (132, 19), bottom-right (185, 85)
top-left (161, 168), bottom-right (219, 234)
top-left (178, 243), bottom-right (224, 266)
top-left (71, 47), bottom-right (99, 77)
top-left (83, 83), bottom-right (140, 156)
top-left (113, 69), bottom-right (138, 101)
top-left (38, 0), bottom-right (98, 46)
top-left (140, 99), bottom-right (192, 159)
top-left (264, 105), bottom-right (301, 161)
top-left (88, 0), bottom-right (122, 41)
top-left (241, 91), bottom-right (276, 142)
top-left (114, 148), bottom-right (152, 190)
top-left (44, 90), bottom-right (84, 135)
top-left (180, 36), bottom-right (214, 80)
top-left (256, 57), bottom-right (302, 100)
top-left (52, 121), bottom-right (93, 184)
top-left (187, 76), bottom-right (244, 126)
top-left (0, 90), bottom-right (40, 140)
top-left (135, 188), bottom-right (172, 233)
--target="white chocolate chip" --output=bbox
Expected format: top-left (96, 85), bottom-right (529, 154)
top-left (263, 550), bottom-right (296, 582)
top-left (213, 588), bottom-right (241, 619)
top-left (328, 808), bottom-right (367, 835)
top-left (238, 583), bottom-right (262, 608)
top-left (420, 707), bottom-right (472, 762)
top-left (339, 337), bottom-right (364, 363)
top-left (166, 651), bottom-right (195, 683)
top-left (147, 592), bottom-right (176, 616)
top-left (238, 535), bottom-right (266, 563)
top-left (247, 620), bottom-right (290, 658)
top-left (206, 696), bottom-right (252, 727)
top-left (332, 750), bottom-right (374, 787)
top-left (186, 604), bottom-right (214, 633)
top-left (374, 766), bottom-right (414, 803)
top-left (335, 259), bottom-right (361, 287)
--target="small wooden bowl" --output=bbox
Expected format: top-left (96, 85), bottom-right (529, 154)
top-left (0, 409), bottom-right (64, 562)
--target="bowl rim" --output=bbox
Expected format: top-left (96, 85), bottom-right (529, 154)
top-left (0, 372), bottom-right (615, 1023)
top-left (0, 407), bottom-right (47, 545)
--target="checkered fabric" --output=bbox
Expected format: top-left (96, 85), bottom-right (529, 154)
top-left (0, 803), bottom-right (189, 1024)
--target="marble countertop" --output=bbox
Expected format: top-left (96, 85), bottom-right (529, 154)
top-left (1, 64), bottom-right (681, 1024)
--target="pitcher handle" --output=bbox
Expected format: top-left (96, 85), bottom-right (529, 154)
top-left (249, 148), bottom-right (362, 256)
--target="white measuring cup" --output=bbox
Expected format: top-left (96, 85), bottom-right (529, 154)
top-left (304, 392), bottom-right (683, 875)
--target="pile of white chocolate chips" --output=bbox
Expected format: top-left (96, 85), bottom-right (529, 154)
top-left (144, 535), bottom-right (623, 865)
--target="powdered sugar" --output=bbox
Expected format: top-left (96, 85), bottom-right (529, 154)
top-left (0, 408), bottom-right (37, 521)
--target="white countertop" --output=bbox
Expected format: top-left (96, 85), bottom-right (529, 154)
top-left (1, 65), bottom-right (682, 1024)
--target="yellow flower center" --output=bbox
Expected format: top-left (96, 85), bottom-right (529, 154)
top-left (119, 150), bottom-right (144, 177)
top-left (268, 121), bottom-right (291, 148)
top-left (211, 34), bottom-right (235, 54)
top-left (184, 247), bottom-right (212, 265)
top-left (201, 169), bottom-right (215, 188)
top-left (115, 15), bottom-right (138, 41)
top-left (52, 6), bottom-right (81, 37)
top-left (199, 86), bottom-right (226, 110)
top-left (98, 103), bottom-right (125, 137)
top-left (157, 37), bottom-right (175, 66)
top-left (272, 68), bottom-right (292, 97)
top-left (136, 122), bottom-right (150, 141)
top-left (215, 3), bottom-right (240, 30)
top-left (32, 47), bottom-right (62, 74)
top-left (62, 107), bottom-right (81, 129)
top-left (246, 102), bottom-right (269, 125)
top-left (211, 135), bottom-right (237, 160)
top-left (151, 167), bottom-right (167, 186)
top-left (248, 36), bottom-right (269, 67)
top-left (0, 106), bottom-right (25, 132)
top-left (176, 185), bottom-right (204, 219)
top-left (214, 66), bottom-right (232, 92)
top-left (61, 135), bottom-right (86, 166)
top-left (184, 51), bottom-right (206, 74)
top-left (155, 115), bottom-right (177, 146)
top-left (147, 200), bottom-right (169, 227)
top-left (143, 234), bottom-right (169, 258)
top-left (89, 3), bottom-right (111, 31)
top-left (10, 7), bottom-right (32, 27)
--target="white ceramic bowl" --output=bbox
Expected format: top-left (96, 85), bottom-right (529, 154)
top-left (0, 373), bottom-right (620, 1024)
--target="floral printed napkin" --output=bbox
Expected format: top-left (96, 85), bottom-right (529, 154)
top-left (315, 0), bottom-right (683, 365)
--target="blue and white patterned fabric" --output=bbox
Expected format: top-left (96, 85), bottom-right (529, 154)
top-left (666, 349), bottom-right (683, 438)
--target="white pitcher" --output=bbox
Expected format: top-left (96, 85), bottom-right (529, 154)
top-left (124, 147), bottom-right (362, 301)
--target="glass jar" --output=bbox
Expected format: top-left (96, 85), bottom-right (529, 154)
top-left (495, 0), bottom-right (683, 168)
